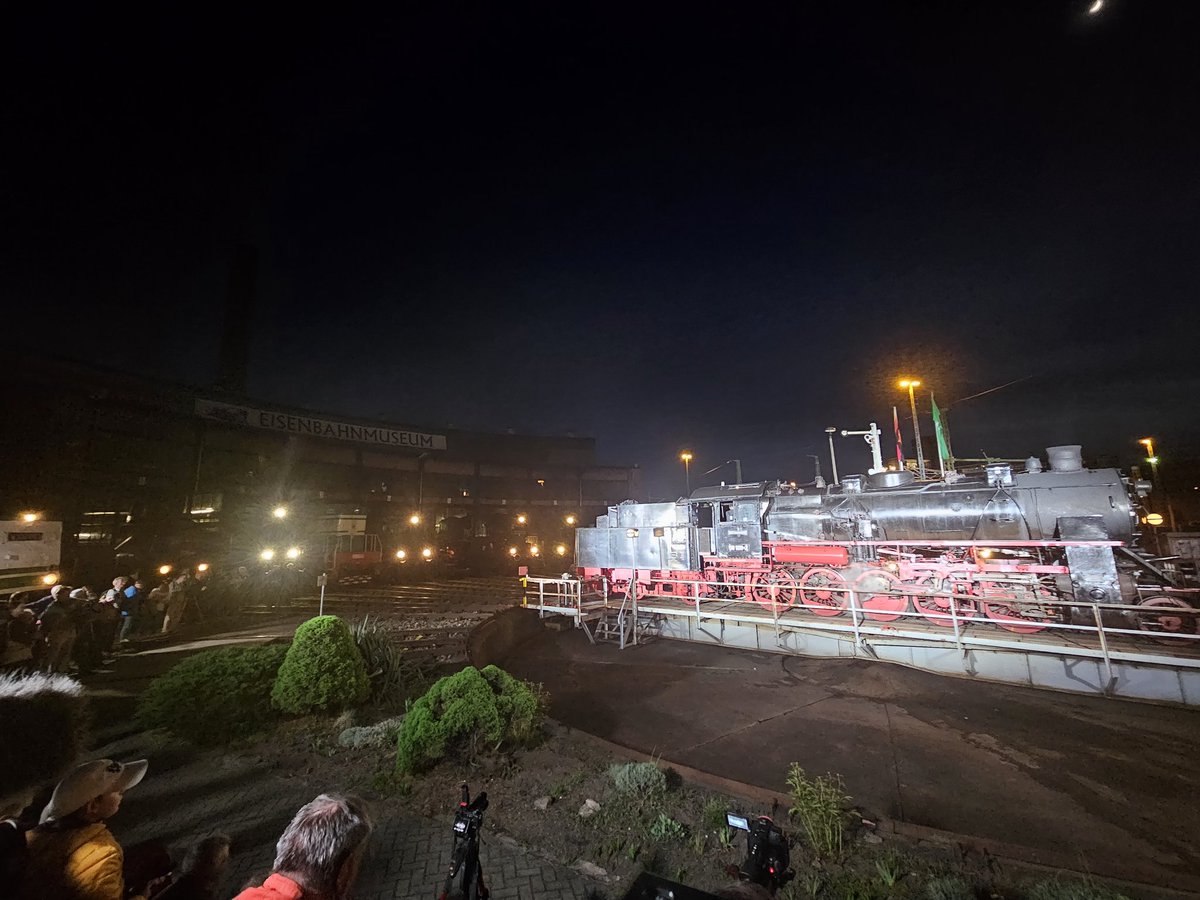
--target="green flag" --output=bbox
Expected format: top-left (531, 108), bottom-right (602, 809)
top-left (931, 393), bottom-right (951, 463)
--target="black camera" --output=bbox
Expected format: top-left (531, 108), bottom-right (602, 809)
top-left (452, 783), bottom-right (488, 841)
top-left (726, 813), bottom-right (793, 893)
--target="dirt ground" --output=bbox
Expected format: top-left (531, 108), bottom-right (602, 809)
top-left (205, 708), bottom-right (1154, 900)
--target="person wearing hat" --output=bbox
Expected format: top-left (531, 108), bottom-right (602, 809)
top-left (21, 758), bottom-right (150, 900)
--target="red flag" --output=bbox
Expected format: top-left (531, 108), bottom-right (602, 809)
top-left (893, 406), bottom-right (904, 467)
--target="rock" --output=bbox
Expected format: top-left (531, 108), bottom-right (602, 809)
top-left (861, 832), bottom-right (883, 845)
top-left (534, 796), bottom-right (551, 811)
top-left (575, 861), bottom-right (607, 879)
top-left (578, 799), bottom-right (601, 819)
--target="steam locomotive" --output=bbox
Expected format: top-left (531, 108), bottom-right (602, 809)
top-left (575, 445), bottom-right (1193, 639)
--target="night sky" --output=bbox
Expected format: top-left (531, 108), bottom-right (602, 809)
top-left (6, 2), bottom-right (1198, 498)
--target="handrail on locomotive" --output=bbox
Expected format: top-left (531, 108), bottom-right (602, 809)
top-left (570, 444), bottom-right (1197, 642)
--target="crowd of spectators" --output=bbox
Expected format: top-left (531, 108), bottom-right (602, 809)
top-left (2, 571), bottom-right (204, 675)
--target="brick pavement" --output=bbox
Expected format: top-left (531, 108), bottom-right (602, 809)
top-left (94, 728), bottom-right (598, 899)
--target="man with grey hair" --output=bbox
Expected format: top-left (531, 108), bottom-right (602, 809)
top-left (235, 794), bottom-right (373, 900)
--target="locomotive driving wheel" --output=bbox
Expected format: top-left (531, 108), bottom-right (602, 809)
top-left (853, 569), bottom-right (908, 622)
top-left (751, 569), bottom-right (799, 608)
top-left (798, 567), bottom-right (848, 617)
top-left (1136, 596), bottom-right (1198, 644)
top-left (979, 584), bottom-right (1053, 634)
top-left (909, 573), bottom-right (977, 627)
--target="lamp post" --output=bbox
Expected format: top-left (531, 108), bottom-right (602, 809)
top-left (898, 378), bottom-right (926, 480)
top-left (824, 427), bottom-right (839, 484)
top-left (679, 451), bottom-right (693, 496)
top-left (1139, 438), bottom-right (1177, 531)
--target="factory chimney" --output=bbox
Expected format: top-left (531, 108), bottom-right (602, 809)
top-left (215, 244), bottom-right (258, 395)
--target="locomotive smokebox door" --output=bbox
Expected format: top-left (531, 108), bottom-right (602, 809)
top-left (1058, 516), bottom-right (1125, 626)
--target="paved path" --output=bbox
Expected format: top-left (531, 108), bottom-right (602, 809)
top-left (94, 722), bottom-right (594, 899)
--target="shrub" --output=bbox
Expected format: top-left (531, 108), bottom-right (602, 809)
top-left (648, 812), bottom-right (687, 843)
top-left (272, 616), bottom-right (370, 715)
top-left (137, 644), bottom-right (288, 745)
top-left (1025, 878), bottom-right (1130, 900)
top-left (786, 764), bottom-right (850, 858)
top-left (609, 761), bottom-right (667, 797)
top-left (395, 665), bottom-right (546, 773)
top-left (352, 616), bottom-right (430, 706)
top-left (337, 715), bottom-right (406, 749)
top-left (925, 875), bottom-right (974, 900)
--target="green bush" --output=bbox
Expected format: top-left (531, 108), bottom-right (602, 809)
top-left (395, 665), bottom-right (546, 773)
top-left (137, 644), bottom-right (288, 745)
top-left (609, 761), bottom-right (667, 797)
top-left (786, 764), bottom-right (850, 858)
top-left (648, 812), bottom-right (687, 843)
top-left (272, 616), bottom-right (371, 715)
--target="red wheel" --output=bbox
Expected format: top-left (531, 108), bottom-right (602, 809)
top-left (798, 568), bottom-right (848, 617)
top-left (910, 574), bottom-right (976, 627)
top-left (1137, 596), bottom-right (1198, 644)
top-left (980, 586), bottom-right (1052, 634)
top-left (751, 570), bottom-right (799, 608)
top-left (853, 570), bottom-right (908, 622)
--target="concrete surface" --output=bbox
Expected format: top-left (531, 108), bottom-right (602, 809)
top-left (501, 621), bottom-right (1200, 892)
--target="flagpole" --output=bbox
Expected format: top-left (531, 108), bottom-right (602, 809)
top-left (892, 406), bottom-right (904, 468)
top-left (931, 391), bottom-right (946, 477)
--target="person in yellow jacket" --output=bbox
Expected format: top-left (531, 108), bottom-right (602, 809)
top-left (22, 757), bottom-right (152, 900)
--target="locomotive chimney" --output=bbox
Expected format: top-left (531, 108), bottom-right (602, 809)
top-left (1046, 445), bottom-right (1083, 473)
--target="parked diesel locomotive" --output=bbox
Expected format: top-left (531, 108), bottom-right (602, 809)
top-left (575, 445), bottom-right (1192, 638)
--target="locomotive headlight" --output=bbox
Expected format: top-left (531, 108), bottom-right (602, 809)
top-left (42, 572), bottom-right (59, 585)
top-left (395, 549), bottom-right (407, 560)
top-left (508, 546), bottom-right (519, 557)
top-left (21, 512), bottom-right (40, 523)
top-left (1144, 513), bottom-right (1165, 526)
top-left (286, 546), bottom-right (301, 560)
top-left (421, 546), bottom-right (433, 559)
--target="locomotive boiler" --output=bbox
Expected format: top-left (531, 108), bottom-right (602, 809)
top-left (575, 445), bottom-right (1191, 638)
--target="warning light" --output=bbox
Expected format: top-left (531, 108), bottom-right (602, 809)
top-left (1144, 513), bottom-right (1165, 526)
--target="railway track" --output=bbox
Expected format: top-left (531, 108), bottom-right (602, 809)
top-left (240, 576), bottom-right (522, 663)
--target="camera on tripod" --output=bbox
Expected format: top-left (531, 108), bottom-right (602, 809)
top-left (726, 812), bottom-right (794, 893)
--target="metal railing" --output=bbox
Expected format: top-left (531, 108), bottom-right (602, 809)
top-left (522, 568), bottom-right (1199, 676)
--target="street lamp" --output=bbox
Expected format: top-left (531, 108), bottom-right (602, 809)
top-left (897, 378), bottom-right (926, 480)
top-left (1139, 437), bottom-right (1176, 531)
top-left (679, 451), bottom-right (693, 496)
top-left (564, 514), bottom-right (577, 526)
top-left (21, 512), bottom-right (40, 524)
top-left (272, 505), bottom-right (288, 520)
top-left (408, 513), bottom-right (421, 526)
